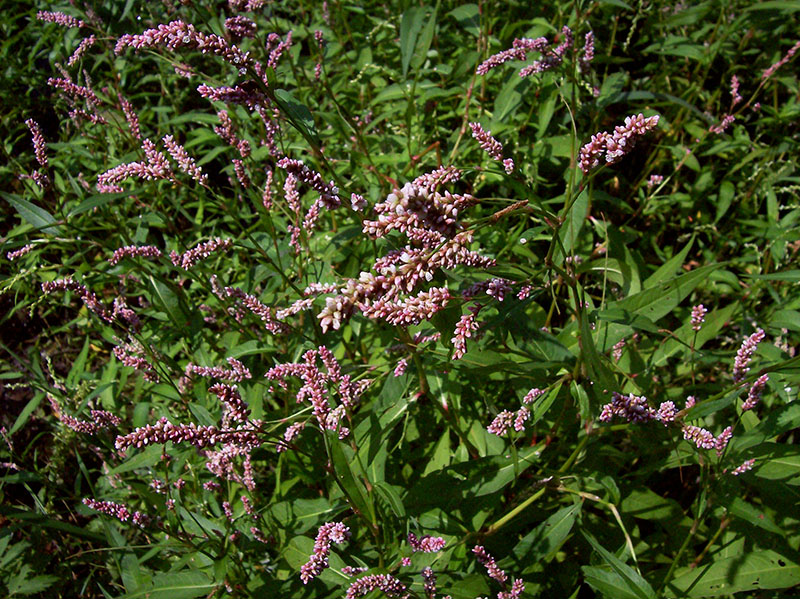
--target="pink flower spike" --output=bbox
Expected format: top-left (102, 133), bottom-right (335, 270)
top-left (733, 329), bottom-right (765, 383)
top-left (37, 11), bottom-right (85, 28)
top-left (731, 458), bottom-right (756, 475)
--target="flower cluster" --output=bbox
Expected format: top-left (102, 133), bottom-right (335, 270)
top-left (25, 118), bottom-right (50, 187)
top-left (98, 137), bottom-right (174, 189)
top-left (113, 338), bottom-right (159, 381)
top-left (345, 574), bottom-right (407, 599)
top-left (742, 374), bottom-right (769, 411)
top-left (115, 20), bottom-right (252, 69)
top-left (277, 157), bottom-right (340, 208)
top-left (300, 522), bottom-right (351, 583)
top-left (469, 122), bottom-right (514, 173)
top-left (83, 498), bottom-right (150, 527)
top-left (306, 173), bottom-right (495, 339)
top-left (225, 16), bottom-right (256, 39)
top-left (42, 278), bottom-right (113, 322)
top-left (37, 10), bottom-right (84, 29)
top-left (209, 383), bottom-right (251, 426)
top-left (210, 276), bottom-right (287, 335)
top-left (50, 397), bottom-right (121, 435)
top-left (690, 304), bottom-right (707, 331)
top-left (408, 533), bottom-right (446, 553)
top-left (477, 27), bottom-right (580, 79)
top-left (110, 245), bottom-right (162, 265)
top-left (162, 135), bottom-right (208, 185)
top-left (68, 35), bottom-right (96, 66)
top-left (115, 417), bottom-right (260, 452)
top-left (762, 39), bottom-right (800, 81)
top-left (170, 238), bottom-right (232, 269)
top-left (266, 346), bottom-right (369, 442)
top-left (731, 458), bottom-right (756, 476)
top-left (488, 388), bottom-right (546, 435)
top-left (184, 357), bottom-right (252, 382)
top-left (733, 328), bottom-right (765, 383)
top-left (7, 244), bottom-right (34, 261)
top-left (473, 546), bottom-right (507, 584)
top-left (579, 114), bottom-right (660, 174)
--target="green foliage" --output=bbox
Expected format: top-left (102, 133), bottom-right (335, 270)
top-left (1, 0), bottom-right (799, 597)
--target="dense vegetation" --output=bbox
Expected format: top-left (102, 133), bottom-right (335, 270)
top-left (1, 0), bottom-right (799, 597)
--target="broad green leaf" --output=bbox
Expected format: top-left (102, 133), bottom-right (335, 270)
top-left (9, 392), bottom-right (44, 435)
top-left (643, 237), bottom-right (694, 289)
top-left (327, 431), bottom-right (375, 524)
top-left (446, 573), bottom-right (491, 599)
top-left (554, 189), bottom-right (589, 264)
top-left (108, 444), bottom-right (163, 475)
top-left (118, 571), bottom-right (214, 599)
top-left (66, 337), bottom-right (90, 388)
top-left (621, 488), bottom-right (683, 522)
top-left (147, 275), bottom-right (186, 328)
top-left (611, 263), bottom-right (719, 324)
top-left (582, 531), bottom-right (656, 599)
top-left (273, 89), bottom-right (320, 147)
top-left (580, 315), bottom-right (617, 394)
top-left (528, 382), bottom-right (562, 427)
top-left (583, 565), bottom-right (645, 599)
top-left (447, 4), bottom-right (479, 37)
top-left (503, 502), bottom-right (581, 569)
top-left (68, 191), bottom-right (138, 217)
top-left (6, 564), bottom-right (59, 596)
top-left (714, 181), bottom-right (735, 224)
top-left (725, 497), bottom-right (783, 535)
top-left (664, 550), bottom-right (800, 597)
top-left (746, 270), bottom-right (800, 282)
top-left (406, 444), bottom-right (541, 509)
top-left (422, 430), bottom-right (452, 475)
top-left (374, 481), bottom-right (406, 518)
top-left (400, 6), bottom-right (425, 77)
top-left (410, 4), bottom-right (437, 73)
top-left (732, 404), bottom-right (800, 451)
top-left (1, 191), bottom-right (62, 235)
top-left (651, 302), bottom-right (738, 368)
top-left (751, 443), bottom-right (800, 485)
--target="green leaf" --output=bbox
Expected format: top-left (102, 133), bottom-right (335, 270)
top-left (406, 444), bottom-right (541, 508)
top-left (1, 192), bottom-right (62, 235)
top-left (580, 315), bottom-right (617, 394)
top-left (554, 189), bottom-right (589, 264)
top-left (66, 337), bottom-right (90, 388)
top-left (9, 392), bottom-right (44, 435)
top-left (528, 382), bottom-right (562, 427)
top-left (374, 481), bottom-right (406, 518)
top-left (725, 497), bottom-right (784, 535)
top-left (147, 275), bottom-right (186, 328)
top-left (410, 4), bottom-right (437, 73)
top-left (273, 89), bottom-right (320, 147)
top-left (621, 488), bottom-right (683, 522)
top-left (643, 237), bottom-right (694, 289)
top-left (612, 263), bottom-right (719, 323)
top-left (582, 531), bottom-right (656, 599)
top-left (117, 571), bottom-right (214, 599)
top-left (583, 565), bottom-right (645, 599)
top-left (504, 502), bottom-right (581, 569)
top-left (108, 444), bottom-right (163, 475)
top-left (746, 270), bottom-right (800, 282)
top-left (448, 4), bottom-right (479, 36)
top-left (664, 550), bottom-right (800, 597)
top-left (714, 180), bottom-right (735, 224)
top-left (327, 431), bottom-right (375, 524)
top-left (6, 564), bottom-right (59, 596)
top-left (650, 302), bottom-right (738, 368)
top-left (400, 6), bottom-right (426, 77)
